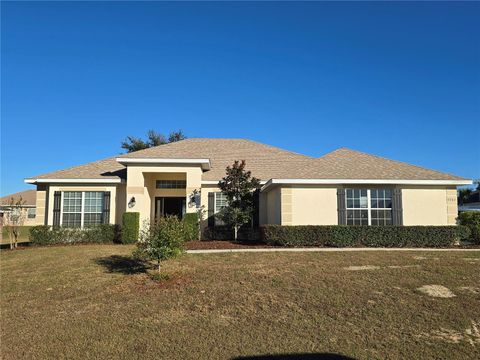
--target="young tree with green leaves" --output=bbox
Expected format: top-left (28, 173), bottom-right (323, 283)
top-left (121, 129), bottom-right (186, 153)
top-left (218, 160), bottom-right (261, 241)
top-left (4, 196), bottom-right (26, 249)
top-left (134, 216), bottom-right (185, 274)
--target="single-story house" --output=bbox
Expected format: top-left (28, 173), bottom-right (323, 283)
top-left (459, 190), bottom-right (480, 212)
top-left (0, 189), bottom-right (37, 226)
top-left (25, 138), bottom-right (471, 234)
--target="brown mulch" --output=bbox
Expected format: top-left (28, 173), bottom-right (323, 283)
top-left (184, 240), bottom-right (274, 250)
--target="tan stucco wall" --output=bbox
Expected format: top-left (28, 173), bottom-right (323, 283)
top-left (125, 165), bottom-right (203, 225)
top-left (36, 185), bottom-right (47, 225)
top-left (402, 186), bottom-right (456, 226)
top-left (265, 184), bottom-right (457, 226)
top-left (290, 185), bottom-right (338, 225)
top-left (45, 184), bottom-right (119, 226)
top-left (116, 184), bottom-right (127, 225)
top-left (446, 189), bottom-right (458, 225)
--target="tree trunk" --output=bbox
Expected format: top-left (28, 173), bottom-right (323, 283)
top-left (158, 260), bottom-right (161, 274)
top-left (234, 226), bottom-right (238, 242)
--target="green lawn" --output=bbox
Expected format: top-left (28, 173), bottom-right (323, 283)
top-left (1, 245), bottom-right (479, 359)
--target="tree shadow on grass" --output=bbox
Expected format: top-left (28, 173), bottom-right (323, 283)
top-left (94, 255), bottom-right (150, 275)
top-left (232, 354), bottom-right (355, 360)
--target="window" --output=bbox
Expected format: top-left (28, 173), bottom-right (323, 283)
top-left (27, 208), bottom-right (36, 219)
top-left (214, 192), bottom-right (228, 225)
top-left (346, 189), bottom-right (392, 226)
top-left (215, 192), bottom-right (228, 213)
top-left (62, 192), bottom-right (82, 228)
top-left (84, 192), bottom-right (103, 226)
top-left (62, 191), bottom-right (104, 228)
top-left (156, 180), bottom-right (186, 189)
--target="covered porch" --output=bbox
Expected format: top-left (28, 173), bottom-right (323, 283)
top-left (119, 160), bottom-right (206, 225)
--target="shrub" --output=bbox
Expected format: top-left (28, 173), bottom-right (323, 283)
top-left (134, 215), bottom-right (185, 273)
top-left (261, 225), bottom-right (470, 248)
top-left (29, 226), bottom-right (54, 245)
top-left (183, 213), bottom-right (199, 241)
top-left (29, 225), bottom-right (119, 246)
top-left (457, 211), bottom-right (480, 244)
top-left (122, 212), bottom-right (140, 244)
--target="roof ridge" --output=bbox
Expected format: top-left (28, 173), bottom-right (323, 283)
top-left (241, 139), bottom-right (315, 159)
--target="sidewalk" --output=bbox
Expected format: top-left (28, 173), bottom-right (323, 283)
top-left (187, 247), bottom-right (480, 254)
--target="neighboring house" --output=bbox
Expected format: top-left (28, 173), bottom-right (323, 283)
top-left (0, 189), bottom-right (37, 227)
top-left (24, 138), bottom-right (471, 235)
top-left (459, 190), bottom-right (480, 212)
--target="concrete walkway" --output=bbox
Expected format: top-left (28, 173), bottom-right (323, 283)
top-left (187, 247), bottom-right (480, 254)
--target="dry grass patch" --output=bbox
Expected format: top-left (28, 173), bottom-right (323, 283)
top-left (417, 285), bottom-right (456, 298)
top-left (1, 246), bottom-right (479, 360)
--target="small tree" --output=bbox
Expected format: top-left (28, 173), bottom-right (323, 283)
top-left (168, 130), bottom-right (186, 143)
top-left (218, 160), bottom-right (261, 241)
top-left (134, 216), bottom-right (185, 274)
top-left (121, 129), bottom-right (186, 153)
top-left (4, 197), bottom-right (26, 249)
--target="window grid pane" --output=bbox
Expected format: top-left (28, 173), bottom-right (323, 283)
top-left (62, 213), bottom-right (81, 228)
top-left (345, 188), bottom-right (393, 226)
top-left (215, 192), bottom-right (228, 212)
top-left (63, 191), bottom-right (82, 213)
top-left (62, 191), bottom-right (104, 228)
top-left (84, 192), bottom-right (103, 213)
top-left (156, 180), bottom-right (187, 189)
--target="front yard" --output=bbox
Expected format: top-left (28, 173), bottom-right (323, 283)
top-left (1, 245), bottom-right (479, 359)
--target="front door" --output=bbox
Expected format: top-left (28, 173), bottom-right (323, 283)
top-left (154, 197), bottom-right (186, 220)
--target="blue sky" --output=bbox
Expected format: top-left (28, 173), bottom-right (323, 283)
top-left (1, 1), bottom-right (479, 195)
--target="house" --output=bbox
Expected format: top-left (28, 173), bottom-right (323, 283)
top-left (0, 189), bottom-right (37, 227)
top-left (24, 138), bottom-right (471, 234)
top-left (459, 190), bottom-right (480, 212)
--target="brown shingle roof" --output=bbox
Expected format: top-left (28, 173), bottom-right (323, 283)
top-left (32, 157), bottom-right (126, 180)
top-left (26, 138), bottom-right (468, 182)
top-left (118, 138), bottom-right (313, 181)
top-left (311, 148), bottom-right (466, 181)
top-left (1, 190), bottom-right (36, 206)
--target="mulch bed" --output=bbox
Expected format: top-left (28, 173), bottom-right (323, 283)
top-left (184, 240), bottom-right (274, 250)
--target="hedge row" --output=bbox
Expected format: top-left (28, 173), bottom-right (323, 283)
top-left (29, 225), bottom-right (120, 246)
top-left (261, 225), bottom-right (471, 248)
top-left (28, 212), bottom-right (200, 246)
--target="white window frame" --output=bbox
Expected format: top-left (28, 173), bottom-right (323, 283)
top-left (345, 189), bottom-right (392, 226)
top-left (60, 191), bottom-right (103, 228)
top-left (27, 208), bottom-right (36, 219)
top-left (214, 192), bottom-right (228, 214)
top-left (213, 192), bottom-right (228, 226)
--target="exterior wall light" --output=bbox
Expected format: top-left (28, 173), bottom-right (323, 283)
top-left (128, 196), bottom-right (136, 208)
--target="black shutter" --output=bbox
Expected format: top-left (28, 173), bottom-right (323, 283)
top-left (53, 191), bottom-right (61, 227)
top-left (102, 192), bottom-right (111, 224)
top-left (337, 189), bottom-right (346, 225)
top-left (392, 188), bottom-right (403, 225)
top-left (208, 192), bottom-right (215, 227)
top-left (252, 189), bottom-right (260, 228)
